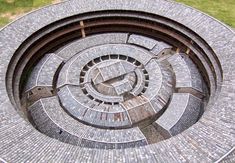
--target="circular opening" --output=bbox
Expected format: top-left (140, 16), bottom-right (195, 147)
top-left (6, 10), bottom-right (221, 149)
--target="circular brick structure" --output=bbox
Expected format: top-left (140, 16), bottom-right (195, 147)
top-left (0, 0), bottom-right (234, 162)
top-left (56, 43), bottom-right (173, 129)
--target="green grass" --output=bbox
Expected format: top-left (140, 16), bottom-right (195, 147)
top-left (0, 16), bottom-right (10, 27)
top-left (0, 0), bottom-right (53, 12)
top-left (0, 0), bottom-right (235, 28)
top-left (176, 0), bottom-right (235, 27)
top-left (0, 0), bottom-right (55, 27)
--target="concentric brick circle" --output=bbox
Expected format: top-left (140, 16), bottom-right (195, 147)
top-left (56, 43), bottom-right (174, 129)
top-left (0, 0), bottom-right (234, 162)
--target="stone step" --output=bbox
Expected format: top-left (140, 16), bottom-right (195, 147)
top-left (153, 93), bottom-right (202, 138)
top-left (28, 96), bottom-right (147, 149)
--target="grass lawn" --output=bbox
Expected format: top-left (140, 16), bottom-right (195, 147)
top-left (175, 0), bottom-right (235, 27)
top-left (0, 0), bottom-right (57, 27)
top-left (0, 0), bottom-right (235, 28)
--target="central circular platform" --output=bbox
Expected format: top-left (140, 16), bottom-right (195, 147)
top-left (57, 43), bottom-right (173, 128)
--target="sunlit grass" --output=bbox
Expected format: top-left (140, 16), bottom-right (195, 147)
top-left (175, 0), bottom-right (235, 27)
top-left (0, 16), bottom-right (10, 27)
top-left (0, 0), bottom-right (54, 27)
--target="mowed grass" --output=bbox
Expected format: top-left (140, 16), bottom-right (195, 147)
top-left (0, 0), bottom-right (235, 28)
top-left (0, 0), bottom-right (55, 27)
top-left (176, 0), bottom-right (235, 27)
